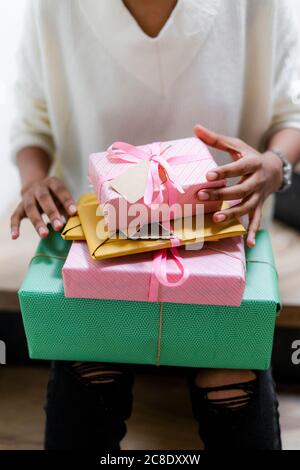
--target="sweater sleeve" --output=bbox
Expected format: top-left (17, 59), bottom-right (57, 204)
top-left (266, 0), bottom-right (300, 140)
top-left (10, 0), bottom-right (55, 163)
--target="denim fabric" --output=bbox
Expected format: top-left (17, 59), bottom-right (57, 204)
top-left (44, 361), bottom-right (281, 450)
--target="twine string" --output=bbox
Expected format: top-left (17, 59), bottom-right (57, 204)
top-left (204, 246), bottom-right (246, 274)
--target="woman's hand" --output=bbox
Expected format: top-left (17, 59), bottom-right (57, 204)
top-left (11, 176), bottom-right (77, 240)
top-left (194, 125), bottom-right (283, 247)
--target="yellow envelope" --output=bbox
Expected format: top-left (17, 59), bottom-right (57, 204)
top-left (61, 215), bottom-right (84, 241)
top-left (74, 198), bottom-right (246, 260)
top-left (62, 193), bottom-right (98, 241)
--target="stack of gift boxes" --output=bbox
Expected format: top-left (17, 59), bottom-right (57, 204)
top-left (19, 138), bottom-right (281, 369)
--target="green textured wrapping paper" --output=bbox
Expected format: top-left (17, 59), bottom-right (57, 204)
top-left (19, 230), bottom-right (281, 370)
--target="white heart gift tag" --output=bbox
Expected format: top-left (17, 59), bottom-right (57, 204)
top-left (110, 160), bottom-right (151, 204)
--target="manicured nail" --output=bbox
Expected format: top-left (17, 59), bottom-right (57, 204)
top-left (53, 219), bottom-right (63, 231)
top-left (11, 229), bottom-right (18, 240)
top-left (214, 213), bottom-right (226, 223)
top-left (69, 204), bottom-right (77, 215)
top-left (198, 191), bottom-right (210, 201)
top-left (247, 237), bottom-right (256, 248)
top-left (61, 215), bottom-right (67, 225)
top-left (207, 171), bottom-right (219, 181)
top-left (38, 227), bottom-right (49, 237)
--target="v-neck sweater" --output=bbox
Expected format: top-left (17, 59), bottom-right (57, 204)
top-left (10, 0), bottom-right (300, 199)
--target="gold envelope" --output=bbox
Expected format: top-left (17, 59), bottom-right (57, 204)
top-left (61, 215), bottom-right (84, 241)
top-left (63, 194), bottom-right (246, 260)
top-left (62, 193), bottom-right (98, 241)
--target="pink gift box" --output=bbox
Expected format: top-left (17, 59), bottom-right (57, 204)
top-left (63, 236), bottom-right (246, 306)
top-left (88, 137), bottom-right (225, 232)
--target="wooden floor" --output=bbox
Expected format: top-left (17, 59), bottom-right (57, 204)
top-left (0, 365), bottom-right (299, 450)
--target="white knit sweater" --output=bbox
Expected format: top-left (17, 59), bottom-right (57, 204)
top-left (10, 0), bottom-right (300, 200)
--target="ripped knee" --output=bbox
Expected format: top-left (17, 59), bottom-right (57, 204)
top-left (194, 369), bottom-right (257, 411)
top-left (71, 362), bottom-right (124, 385)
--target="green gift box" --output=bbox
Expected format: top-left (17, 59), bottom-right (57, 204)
top-left (19, 229), bottom-right (281, 370)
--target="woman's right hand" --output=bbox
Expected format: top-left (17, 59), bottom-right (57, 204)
top-left (11, 176), bottom-right (77, 240)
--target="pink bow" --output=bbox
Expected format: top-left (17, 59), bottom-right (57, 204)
top-left (148, 238), bottom-right (190, 302)
top-left (99, 141), bottom-right (208, 206)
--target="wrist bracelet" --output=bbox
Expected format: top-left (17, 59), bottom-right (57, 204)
top-left (269, 148), bottom-right (293, 192)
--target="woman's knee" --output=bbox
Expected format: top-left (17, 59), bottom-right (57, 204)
top-left (195, 369), bottom-right (256, 388)
top-left (71, 361), bottom-right (126, 385)
top-left (194, 369), bottom-right (257, 410)
top-left (45, 361), bottom-right (135, 450)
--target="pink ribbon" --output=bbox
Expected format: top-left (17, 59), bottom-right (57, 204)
top-left (97, 141), bottom-right (210, 206)
top-left (148, 238), bottom-right (190, 302)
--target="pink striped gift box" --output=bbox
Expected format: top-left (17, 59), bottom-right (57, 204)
top-left (88, 137), bottom-right (225, 232)
top-left (63, 236), bottom-right (246, 306)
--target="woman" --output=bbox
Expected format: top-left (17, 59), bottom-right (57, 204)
top-left (10, 0), bottom-right (300, 450)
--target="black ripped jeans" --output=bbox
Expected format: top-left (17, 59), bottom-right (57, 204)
top-left (44, 361), bottom-right (282, 450)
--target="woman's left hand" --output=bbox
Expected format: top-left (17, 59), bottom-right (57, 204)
top-left (194, 125), bottom-right (284, 248)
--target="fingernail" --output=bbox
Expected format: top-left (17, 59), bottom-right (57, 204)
top-left (198, 191), bottom-right (210, 201)
top-left (11, 229), bottom-right (18, 240)
top-left (38, 227), bottom-right (49, 237)
top-left (214, 213), bottom-right (226, 223)
top-left (53, 219), bottom-right (63, 230)
top-left (247, 237), bottom-right (256, 248)
top-left (69, 204), bottom-right (77, 215)
top-left (207, 171), bottom-right (219, 181)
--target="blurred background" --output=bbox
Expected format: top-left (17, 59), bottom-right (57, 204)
top-left (0, 0), bottom-right (27, 216)
top-left (0, 0), bottom-right (300, 451)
